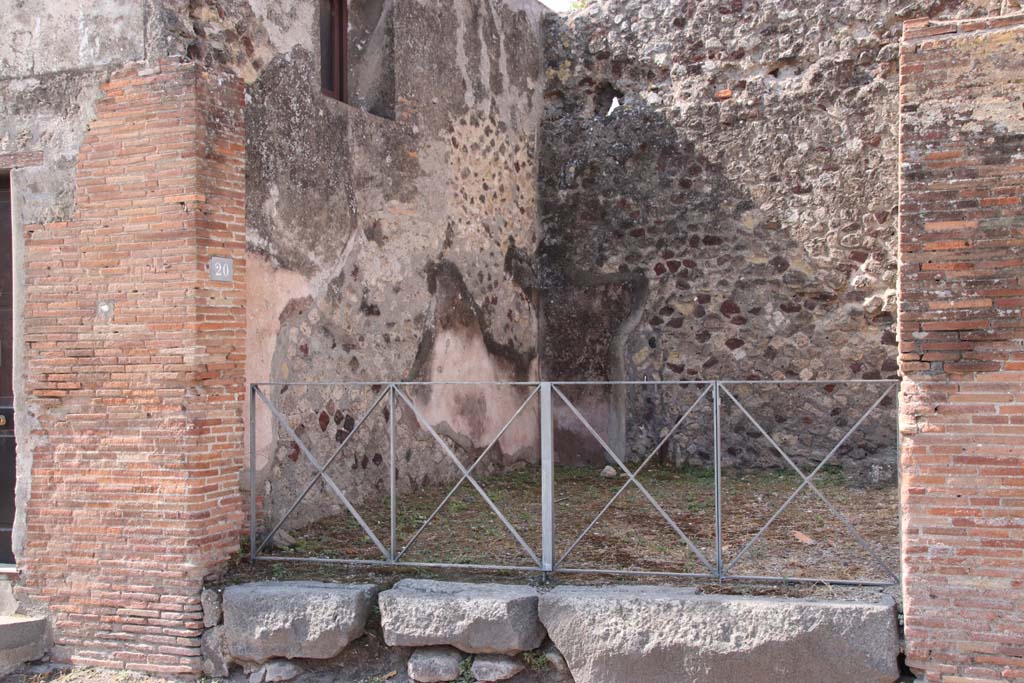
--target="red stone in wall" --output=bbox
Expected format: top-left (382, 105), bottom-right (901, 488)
top-left (899, 15), bottom-right (1024, 683)
top-left (16, 60), bottom-right (246, 675)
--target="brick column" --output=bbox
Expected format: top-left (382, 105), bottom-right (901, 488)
top-left (898, 16), bottom-right (1024, 683)
top-left (17, 61), bottom-right (246, 675)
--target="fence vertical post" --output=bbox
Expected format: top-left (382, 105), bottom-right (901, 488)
top-left (249, 383), bottom-right (258, 564)
top-left (389, 384), bottom-right (397, 564)
top-left (713, 381), bottom-right (723, 582)
top-left (540, 382), bottom-right (555, 574)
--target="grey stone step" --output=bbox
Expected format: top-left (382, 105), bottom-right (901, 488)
top-left (222, 581), bottom-right (378, 664)
top-left (539, 586), bottom-right (900, 683)
top-left (0, 578), bottom-right (16, 616)
top-left (379, 579), bottom-right (546, 655)
top-left (0, 615), bottom-right (48, 676)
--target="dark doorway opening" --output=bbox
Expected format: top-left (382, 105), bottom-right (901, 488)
top-left (0, 174), bottom-right (14, 564)
top-left (320, 0), bottom-right (349, 102)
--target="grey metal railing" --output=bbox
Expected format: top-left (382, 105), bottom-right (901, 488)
top-left (249, 379), bottom-right (900, 587)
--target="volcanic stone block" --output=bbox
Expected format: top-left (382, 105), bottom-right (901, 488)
top-left (202, 588), bottom-right (223, 628)
top-left (407, 646), bottom-right (464, 682)
top-left (379, 579), bottom-right (546, 654)
top-left (0, 615), bottom-right (48, 676)
top-left (223, 582), bottom-right (377, 663)
top-left (472, 654), bottom-right (526, 681)
top-left (201, 625), bottom-right (231, 678)
top-left (538, 586), bottom-right (900, 683)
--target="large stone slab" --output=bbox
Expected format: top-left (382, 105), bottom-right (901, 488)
top-left (539, 586), bottom-right (900, 683)
top-left (223, 582), bottom-right (377, 663)
top-left (379, 579), bottom-right (546, 654)
top-left (0, 615), bottom-right (48, 676)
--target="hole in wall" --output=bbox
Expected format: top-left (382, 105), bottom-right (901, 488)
top-left (595, 81), bottom-right (625, 117)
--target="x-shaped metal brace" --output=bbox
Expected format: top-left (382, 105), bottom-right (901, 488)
top-left (395, 385), bottom-right (541, 563)
top-left (720, 383), bottom-right (899, 583)
top-left (553, 384), bottom-right (717, 574)
top-left (253, 385), bottom-right (391, 560)
top-left (394, 386), bottom-right (542, 567)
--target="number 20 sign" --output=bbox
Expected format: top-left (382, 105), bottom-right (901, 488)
top-left (210, 257), bottom-right (234, 283)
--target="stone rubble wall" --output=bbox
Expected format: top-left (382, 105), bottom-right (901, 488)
top-left (215, 0), bottom-right (549, 529)
top-left (536, 0), bottom-right (1008, 469)
top-left (106, 0), bottom-right (550, 531)
top-left (200, 579), bottom-right (901, 683)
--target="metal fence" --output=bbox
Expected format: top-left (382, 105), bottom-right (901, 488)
top-left (249, 379), bottom-right (900, 587)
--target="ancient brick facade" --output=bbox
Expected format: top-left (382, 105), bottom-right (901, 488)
top-left (0, 0), bottom-right (1022, 678)
top-left (16, 60), bottom-right (246, 675)
top-left (898, 15), bottom-right (1024, 682)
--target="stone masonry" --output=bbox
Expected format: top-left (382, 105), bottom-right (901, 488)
top-left (200, 579), bottom-right (904, 683)
top-left (537, 0), bottom-right (1017, 468)
top-left (0, 0), bottom-right (1022, 678)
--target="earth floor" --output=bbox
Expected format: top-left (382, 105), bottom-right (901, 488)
top-left (223, 464), bottom-right (900, 604)
top-left (7, 661), bottom-right (918, 683)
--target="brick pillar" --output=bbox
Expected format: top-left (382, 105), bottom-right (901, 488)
top-left (898, 16), bottom-right (1024, 683)
top-left (17, 61), bottom-right (246, 675)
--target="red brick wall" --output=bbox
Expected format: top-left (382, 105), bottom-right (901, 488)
top-left (16, 60), bottom-right (246, 676)
top-left (899, 15), bottom-right (1024, 683)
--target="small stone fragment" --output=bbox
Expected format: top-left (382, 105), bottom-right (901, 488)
top-left (407, 646), bottom-right (463, 682)
top-left (270, 529), bottom-right (297, 550)
top-left (201, 588), bottom-right (223, 628)
top-left (600, 465), bottom-right (617, 479)
top-left (263, 660), bottom-right (303, 682)
top-left (544, 645), bottom-right (574, 682)
top-left (0, 582), bottom-right (16, 616)
top-left (792, 531), bottom-right (815, 545)
top-left (471, 654), bottom-right (526, 681)
top-left (201, 625), bottom-right (231, 678)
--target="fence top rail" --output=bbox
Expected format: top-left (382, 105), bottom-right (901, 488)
top-left (717, 379), bottom-right (900, 385)
top-left (252, 380), bottom-right (542, 387)
top-left (250, 378), bottom-right (901, 388)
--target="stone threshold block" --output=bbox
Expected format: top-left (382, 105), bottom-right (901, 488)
top-left (0, 615), bottom-right (48, 676)
top-left (379, 579), bottom-right (546, 654)
top-left (539, 586), bottom-right (900, 683)
top-left (223, 582), bottom-right (378, 663)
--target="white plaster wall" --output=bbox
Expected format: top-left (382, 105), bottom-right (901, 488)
top-left (0, 0), bottom-right (146, 78)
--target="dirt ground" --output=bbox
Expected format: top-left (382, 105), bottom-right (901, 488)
top-left (7, 643), bottom-right (563, 683)
top-left (4, 667), bottom-right (188, 683)
top-left (223, 464), bottom-right (900, 603)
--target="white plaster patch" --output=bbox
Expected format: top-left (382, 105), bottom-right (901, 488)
top-left (249, 0), bottom-right (317, 57)
top-left (418, 326), bottom-right (540, 458)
